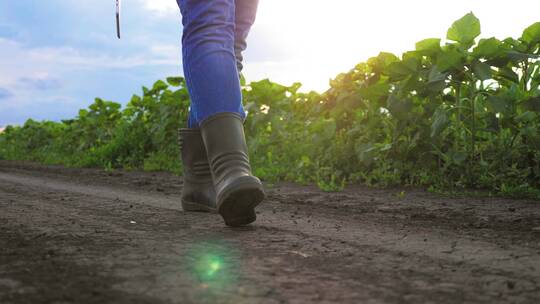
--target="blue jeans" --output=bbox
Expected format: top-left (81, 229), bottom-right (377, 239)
top-left (176, 0), bottom-right (259, 128)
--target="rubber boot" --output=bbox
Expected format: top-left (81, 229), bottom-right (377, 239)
top-left (179, 128), bottom-right (217, 212)
top-left (199, 112), bottom-right (265, 226)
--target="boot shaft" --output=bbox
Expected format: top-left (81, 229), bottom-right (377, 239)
top-left (199, 112), bottom-right (252, 187)
top-left (178, 128), bottom-right (212, 181)
top-left (178, 128), bottom-right (216, 212)
top-left (199, 112), bottom-right (264, 226)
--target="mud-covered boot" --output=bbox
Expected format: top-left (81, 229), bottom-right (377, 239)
top-left (200, 112), bottom-right (265, 226)
top-left (179, 128), bottom-right (217, 212)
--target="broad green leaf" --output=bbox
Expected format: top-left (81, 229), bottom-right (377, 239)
top-left (368, 52), bottom-right (399, 73)
top-left (385, 61), bottom-right (413, 80)
top-left (425, 66), bottom-right (447, 93)
top-left (520, 126), bottom-right (539, 142)
top-left (400, 75), bottom-right (420, 93)
top-left (485, 55), bottom-right (511, 68)
top-left (431, 107), bottom-right (449, 138)
top-left (486, 95), bottom-right (511, 114)
top-left (472, 61), bottom-right (492, 80)
top-left (447, 12), bottom-right (481, 47)
top-left (436, 47), bottom-right (464, 71)
top-left (78, 109), bottom-right (89, 118)
top-left (129, 94), bottom-right (142, 105)
top-left (310, 119), bottom-right (336, 142)
top-left (495, 67), bottom-right (519, 83)
top-left (358, 82), bottom-right (390, 101)
top-left (507, 51), bottom-right (539, 63)
top-left (502, 37), bottom-right (529, 53)
top-left (522, 97), bottom-right (540, 112)
top-left (415, 38), bottom-right (441, 54)
top-left (473, 38), bottom-right (502, 58)
top-left (428, 66), bottom-right (447, 82)
top-left (377, 52), bottom-right (399, 66)
top-left (402, 51), bottom-right (421, 71)
top-left (142, 86), bottom-right (149, 96)
top-left (152, 80), bottom-right (168, 91)
top-left (515, 111), bottom-right (537, 122)
top-left (387, 95), bottom-right (413, 119)
top-left (166, 77), bottom-right (183, 87)
top-left (522, 22), bottom-right (540, 45)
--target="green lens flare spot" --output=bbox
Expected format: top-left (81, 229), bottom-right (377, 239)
top-left (195, 254), bottom-right (226, 281)
top-left (186, 241), bottom-right (240, 291)
top-left (209, 260), bottom-right (221, 272)
top-left (206, 258), bottom-right (222, 276)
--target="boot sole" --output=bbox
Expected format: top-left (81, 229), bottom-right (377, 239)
top-left (218, 177), bottom-right (265, 227)
top-left (181, 200), bottom-right (217, 213)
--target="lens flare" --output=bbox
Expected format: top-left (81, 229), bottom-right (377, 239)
top-left (195, 254), bottom-right (225, 280)
top-left (185, 241), bottom-right (240, 292)
top-left (209, 260), bottom-right (221, 273)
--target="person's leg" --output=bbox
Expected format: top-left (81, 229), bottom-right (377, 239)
top-left (234, 0), bottom-right (259, 73)
top-left (176, 0), bottom-right (265, 227)
top-left (176, 0), bottom-right (239, 212)
top-left (177, 0), bottom-right (245, 128)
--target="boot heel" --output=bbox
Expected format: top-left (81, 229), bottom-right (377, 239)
top-left (218, 176), bottom-right (265, 226)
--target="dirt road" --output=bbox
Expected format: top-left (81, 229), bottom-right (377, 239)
top-left (0, 161), bottom-right (539, 303)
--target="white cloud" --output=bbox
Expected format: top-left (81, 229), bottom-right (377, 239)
top-left (150, 43), bottom-right (180, 64)
top-left (0, 38), bottom-right (178, 87)
top-left (139, 0), bottom-right (178, 16)
top-left (0, 37), bottom-right (181, 121)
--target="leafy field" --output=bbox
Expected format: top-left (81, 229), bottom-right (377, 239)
top-left (1, 13), bottom-right (539, 197)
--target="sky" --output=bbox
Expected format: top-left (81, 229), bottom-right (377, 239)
top-left (1, 0), bottom-right (539, 127)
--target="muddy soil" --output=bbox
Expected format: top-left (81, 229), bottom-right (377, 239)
top-left (0, 160), bottom-right (539, 303)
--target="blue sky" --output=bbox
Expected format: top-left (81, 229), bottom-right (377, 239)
top-left (0, 0), bottom-right (184, 127)
top-left (1, 0), bottom-right (539, 127)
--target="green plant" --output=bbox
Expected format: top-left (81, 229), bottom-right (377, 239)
top-left (1, 13), bottom-right (539, 198)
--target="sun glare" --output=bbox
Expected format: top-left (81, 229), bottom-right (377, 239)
top-left (245, 0), bottom-right (540, 92)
